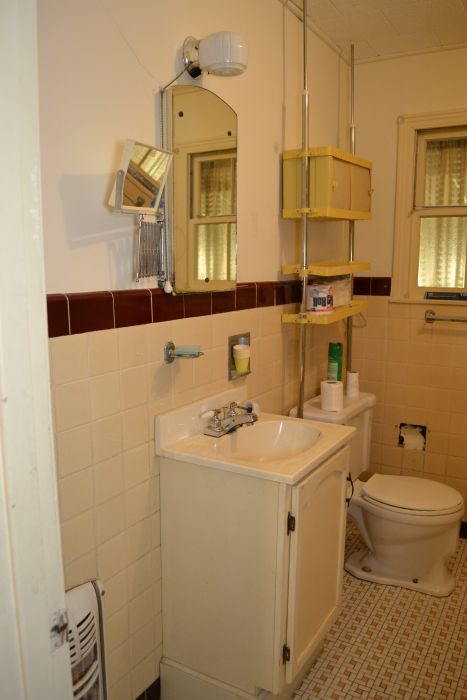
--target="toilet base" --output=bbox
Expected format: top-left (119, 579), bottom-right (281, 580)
top-left (345, 549), bottom-right (456, 597)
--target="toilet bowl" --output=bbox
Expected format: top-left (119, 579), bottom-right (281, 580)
top-left (346, 474), bottom-right (463, 596)
top-left (291, 393), bottom-right (465, 597)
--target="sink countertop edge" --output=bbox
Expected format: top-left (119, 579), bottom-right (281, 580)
top-left (156, 414), bottom-right (355, 485)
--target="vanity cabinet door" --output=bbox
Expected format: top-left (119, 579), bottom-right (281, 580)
top-left (160, 457), bottom-right (290, 696)
top-left (285, 446), bottom-right (349, 684)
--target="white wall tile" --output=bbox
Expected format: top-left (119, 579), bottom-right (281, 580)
top-left (50, 334), bottom-right (89, 385)
top-left (59, 468), bottom-right (93, 521)
top-left (56, 425), bottom-right (93, 477)
top-left (54, 380), bottom-right (91, 431)
top-left (90, 372), bottom-right (121, 419)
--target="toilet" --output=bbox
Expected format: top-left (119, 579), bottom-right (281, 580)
top-left (291, 393), bottom-right (464, 597)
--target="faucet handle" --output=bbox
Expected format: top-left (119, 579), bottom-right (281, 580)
top-left (224, 402), bottom-right (239, 417)
top-left (210, 409), bottom-right (224, 431)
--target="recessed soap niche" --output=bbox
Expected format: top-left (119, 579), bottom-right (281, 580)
top-left (228, 332), bottom-right (251, 381)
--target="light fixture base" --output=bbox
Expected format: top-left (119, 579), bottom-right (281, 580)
top-left (182, 36), bottom-right (202, 78)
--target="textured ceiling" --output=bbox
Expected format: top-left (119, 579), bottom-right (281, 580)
top-left (284, 0), bottom-right (467, 62)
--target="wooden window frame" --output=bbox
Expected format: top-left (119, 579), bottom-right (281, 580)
top-left (392, 108), bottom-right (467, 300)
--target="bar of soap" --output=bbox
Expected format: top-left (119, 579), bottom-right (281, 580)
top-left (174, 345), bottom-right (200, 356)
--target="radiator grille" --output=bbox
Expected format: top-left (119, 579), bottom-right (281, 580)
top-left (66, 581), bottom-right (106, 700)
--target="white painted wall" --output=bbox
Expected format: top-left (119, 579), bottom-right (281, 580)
top-left (354, 47), bottom-right (467, 277)
top-left (38, 0), bottom-right (349, 293)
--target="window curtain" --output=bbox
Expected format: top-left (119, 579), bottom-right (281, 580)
top-left (418, 138), bottom-right (467, 287)
top-left (199, 158), bottom-right (236, 216)
top-left (196, 157), bottom-right (236, 281)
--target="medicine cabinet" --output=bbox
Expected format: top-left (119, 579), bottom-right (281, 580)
top-left (282, 147), bottom-right (372, 221)
top-left (162, 85), bottom-right (238, 293)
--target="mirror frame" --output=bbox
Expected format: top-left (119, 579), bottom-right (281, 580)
top-left (162, 85), bottom-right (238, 293)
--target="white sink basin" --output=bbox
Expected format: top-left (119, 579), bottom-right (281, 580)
top-left (212, 419), bottom-right (321, 462)
top-left (155, 387), bottom-right (355, 484)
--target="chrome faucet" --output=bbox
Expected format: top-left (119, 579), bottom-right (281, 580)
top-left (203, 401), bottom-right (258, 437)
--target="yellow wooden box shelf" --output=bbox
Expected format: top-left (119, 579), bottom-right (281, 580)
top-left (282, 300), bottom-right (368, 325)
top-left (282, 146), bottom-right (372, 221)
top-left (282, 259), bottom-right (370, 277)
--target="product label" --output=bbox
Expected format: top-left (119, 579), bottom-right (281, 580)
top-left (306, 284), bottom-right (334, 313)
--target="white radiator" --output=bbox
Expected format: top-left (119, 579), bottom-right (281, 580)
top-left (66, 580), bottom-right (107, 700)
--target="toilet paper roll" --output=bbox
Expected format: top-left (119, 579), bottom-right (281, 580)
top-left (320, 380), bottom-right (344, 412)
top-left (346, 370), bottom-right (360, 398)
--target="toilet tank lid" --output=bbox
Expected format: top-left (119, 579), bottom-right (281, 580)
top-left (363, 474), bottom-right (464, 512)
top-left (290, 392), bottom-right (376, 424)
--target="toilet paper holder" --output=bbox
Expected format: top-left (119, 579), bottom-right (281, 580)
top-left (398, 423), bottom-right (426, 451)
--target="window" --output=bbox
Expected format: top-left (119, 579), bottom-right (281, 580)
top-left (392, 110), bottom-right (467, 300)
top-left (189, 150), bottom-right (237, 284)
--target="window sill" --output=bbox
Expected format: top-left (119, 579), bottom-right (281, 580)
top-left (389, 297), bottom-right (467, 306)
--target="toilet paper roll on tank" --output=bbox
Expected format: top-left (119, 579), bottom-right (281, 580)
top-left (320, 380), bottom-right (344, 411)
top-left (320, 371), bottom-right (360, 411)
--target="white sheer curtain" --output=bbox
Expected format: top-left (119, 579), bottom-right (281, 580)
top-left (418, 137), bottom-right (467, 288)
top-left (200, 158), bottom-right (236, 216)
top-left (195, 156), bottom-right (236, 282)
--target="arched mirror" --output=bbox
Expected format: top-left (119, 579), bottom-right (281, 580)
top-left (164, 86), bottom-right (238, 293)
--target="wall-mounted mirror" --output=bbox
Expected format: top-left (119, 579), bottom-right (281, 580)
top-left (164, 86), bottom-right (238, 293)
top-left (109, 139), bottom-right (173, 215)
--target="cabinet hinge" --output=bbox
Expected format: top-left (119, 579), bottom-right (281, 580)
top-left (282, 644), bottom-right (291, 663)
top-left (287, 512), bottom-right (296, 535)
top-left (50, 608), bottom-right (69, 650)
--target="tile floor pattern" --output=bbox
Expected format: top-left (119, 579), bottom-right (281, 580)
top-left (293, 523), bottom-right (467, 700)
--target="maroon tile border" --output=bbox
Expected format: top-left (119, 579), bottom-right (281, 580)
top-left (184, 292), bottom-right (212, 318)
top-left (236, 283), bottom-right (256, 310)
top-left (257, 282), bottom-right (275, 307)
top-left (151, 288), bottom-right (184, 323)
top-left (353, 277), bottom-right (371, 295)
top-left (47, 294), bottom-right (69, 337)
top-left (370, 277), bottom-right (392, 296)
top-left (46, 278), bottom-right (392, 337)
top-left (113, 289), bottom-right (152, 328)
top-left (68, 292), bottom-right (114, 334)
top-left (354, 276), bottom-right (391, 297)
top-left (212, 290), bottom-right (235, 314)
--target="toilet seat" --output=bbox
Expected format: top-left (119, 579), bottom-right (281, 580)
top-left (362, 475), bottom-right (463, 516)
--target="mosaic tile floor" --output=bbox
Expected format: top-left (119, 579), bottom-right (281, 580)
top-left (293, 523), bottom-right (467, 700)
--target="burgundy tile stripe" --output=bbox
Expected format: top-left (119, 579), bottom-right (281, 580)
top-left (68, 292), bottom-right (114, 334)
top-left (47, 294), bottom-right (69, 337)
top-left (113, 289), bottom-right (152, 328)
top-left (353, 276), bottom-right (392, 296)
top-left (235, 283), bottom-right (256, 310)
top-left (46, 278), bottom-right (391, 337)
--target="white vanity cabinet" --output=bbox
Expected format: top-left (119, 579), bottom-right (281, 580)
top-left (159, 443), bottom-right (350, 700)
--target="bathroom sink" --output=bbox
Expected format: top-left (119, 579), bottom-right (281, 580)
top-left (155, 387), bottom-right (356, 484)
top-left (212, 419), bottom-right (321, 462)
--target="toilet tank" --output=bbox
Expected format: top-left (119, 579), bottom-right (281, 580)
top-left (290, 393), bottom-right (376, 480)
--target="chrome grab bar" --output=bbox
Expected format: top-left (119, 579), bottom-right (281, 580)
top-left (425, 309), bottom-right (467, 324)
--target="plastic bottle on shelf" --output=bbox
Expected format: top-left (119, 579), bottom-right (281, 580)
top-left (327, 342), bottom-right (342, 381)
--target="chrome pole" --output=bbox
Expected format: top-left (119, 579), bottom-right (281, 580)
top-left (297, 0), bottom-right (309, 419)
top-left (346, 43), bottom-right (356, 375)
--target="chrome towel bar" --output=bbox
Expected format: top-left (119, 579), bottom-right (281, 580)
top-left (425, 309), bottom-right (467, 324)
